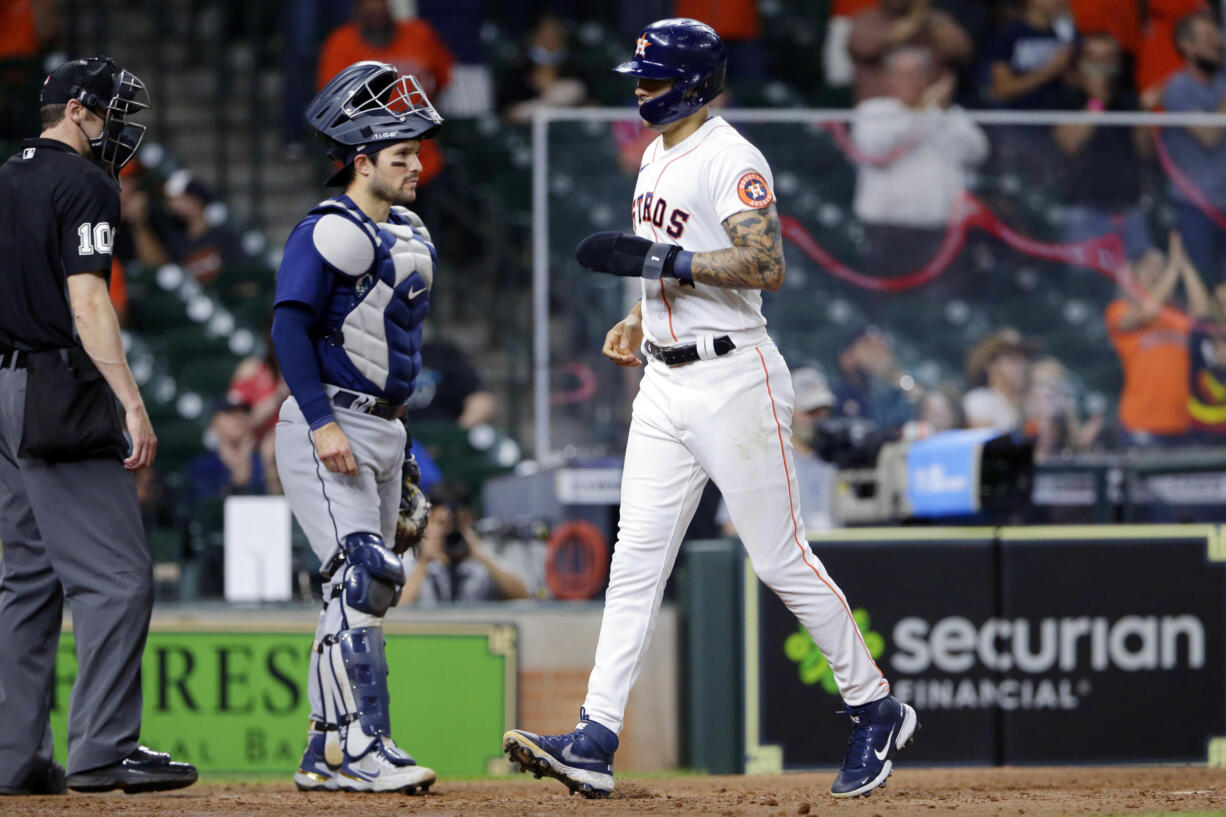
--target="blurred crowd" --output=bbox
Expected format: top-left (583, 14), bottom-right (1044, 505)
top-left (795, 217), bottom-right (1226, 464)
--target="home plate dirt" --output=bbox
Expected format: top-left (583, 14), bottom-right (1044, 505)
top-left (7, 767), bottom-right (1225, 817)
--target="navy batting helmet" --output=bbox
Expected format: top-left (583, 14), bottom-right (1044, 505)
top-left (306, 61), bottom-right (443, 186)
top-left (614, 18), bottom-right (726, 126)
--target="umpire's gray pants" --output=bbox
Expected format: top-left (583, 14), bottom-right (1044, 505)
top-left (0, 366), bottom-right (151, 781)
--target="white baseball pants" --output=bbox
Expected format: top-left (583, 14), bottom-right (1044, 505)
top-left (583, 339), bottom-right (890, 733)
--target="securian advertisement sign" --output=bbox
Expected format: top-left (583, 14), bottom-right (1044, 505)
top-left (51, 625), bottom-right (517, 776)
top-left (745, 526), bottom-right (1226, 770)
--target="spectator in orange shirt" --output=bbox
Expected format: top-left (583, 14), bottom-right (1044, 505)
top-left (0, 0), bottom-right (58, 138)
top-left (675, 0), bottom-right (765, 77)
top-left (0, 0), bottom-right (57, 57)
top-left (1068, 0), bottom-right (1140, 56)
top-left (317, 0), bottom-right (454, 186)
top-left (1105, 238), bottom-right (1192, 445)
top-left (109, 256), bottom-right (129, 327)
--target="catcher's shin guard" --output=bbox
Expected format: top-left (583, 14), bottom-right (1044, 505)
top-left (338, 626), bottom-right (393, 738)
top-left (316, 533), bottom-right (409, 764)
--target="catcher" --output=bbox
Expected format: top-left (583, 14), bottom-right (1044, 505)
top-left (271, 60), bottom-right (440, 794)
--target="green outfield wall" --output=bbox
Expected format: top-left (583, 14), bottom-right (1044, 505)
top-left (51, 622), bottom-right (517, 776)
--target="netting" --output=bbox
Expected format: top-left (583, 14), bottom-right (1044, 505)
top-left (533, 109), bottom-right (1226, 458)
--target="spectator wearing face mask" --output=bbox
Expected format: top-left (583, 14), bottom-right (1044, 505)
top-left (316, 0), bottom-right (453, 187)
top-left (498, 15), bottom-right (588, 125)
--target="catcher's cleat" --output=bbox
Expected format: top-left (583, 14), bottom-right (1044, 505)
top-left (334, 734), bottom-right (436, 794)
top-left (502, 710), bottom-right (617, 798)
top-left (830, 695), bottom-right (918, 799)
top-left (293, 731), bottom-right (339, 792)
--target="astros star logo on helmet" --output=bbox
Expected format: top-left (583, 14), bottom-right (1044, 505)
top-left (635, 36), bottom-right (650, 57)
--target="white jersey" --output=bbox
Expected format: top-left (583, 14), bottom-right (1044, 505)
top-left (630, 115), bottom-right (776, 346)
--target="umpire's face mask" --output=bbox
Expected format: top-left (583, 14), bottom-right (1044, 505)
top-left (72, 104), bottom-right (106, 150)
top-left (84, 68), bottom-right (149, 179)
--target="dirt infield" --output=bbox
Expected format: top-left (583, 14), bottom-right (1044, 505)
top-left (4, 767), bottom-right (1225, 817)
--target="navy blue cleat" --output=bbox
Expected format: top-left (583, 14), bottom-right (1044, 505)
top-left (830, 694), bottom-right (919, 799)
top-left (502, 709), bottom-right (619, 798)
top-left (293, 729), bottom-right (338, 792)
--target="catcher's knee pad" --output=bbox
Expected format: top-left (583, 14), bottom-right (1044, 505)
top-left (340, 532), bottom-right (405, 617)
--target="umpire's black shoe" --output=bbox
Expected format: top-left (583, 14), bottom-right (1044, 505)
top-left (67, 746), bottom-right (198, 794)
top-left (0, 760), bottom-right (68, 795)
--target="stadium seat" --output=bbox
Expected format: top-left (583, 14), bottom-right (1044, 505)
top-left (175, 355), bottom-right (239, 398)
top-left (131, 289), bottom-right (190, 333)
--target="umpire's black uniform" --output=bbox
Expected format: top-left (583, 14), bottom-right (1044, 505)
top-left (0, 56), bottom-right (194, 796)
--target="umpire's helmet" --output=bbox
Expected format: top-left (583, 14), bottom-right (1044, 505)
top-left (41, 56), bottom-right (149, 179)
top-left (306, 61), bottom-right (444, 186)
top-left (614, 18), bottom-right (726, 126)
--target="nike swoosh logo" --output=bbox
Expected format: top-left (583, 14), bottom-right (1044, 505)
top-left (559, 744), bottom-right (591, 766)
top-left (342, 767), bottom-right (380, 781)
top-left (408, 287), bottom-right (427, 299)
top-left (874, 725), bottom-right (897, 761)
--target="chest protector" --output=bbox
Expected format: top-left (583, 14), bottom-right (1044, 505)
top-left (309, 199), bottom-right (435, 396)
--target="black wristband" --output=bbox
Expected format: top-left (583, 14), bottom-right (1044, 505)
top-left (641, 242), bottom-right (680, 280)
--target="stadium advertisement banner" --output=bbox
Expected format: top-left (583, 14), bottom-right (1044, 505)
top-left (998, 529), bottom-right (1225, 764)
top-left (744, 526), bottom-right (1226, 770)
top-left (51, 625), bottom-right (517, 776)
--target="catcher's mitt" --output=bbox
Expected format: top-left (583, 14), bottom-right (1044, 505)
top-left (394, 453), bottom-right (430, 555)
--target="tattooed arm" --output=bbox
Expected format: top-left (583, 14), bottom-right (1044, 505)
top-left (689, 206), bottom-right (786, 291)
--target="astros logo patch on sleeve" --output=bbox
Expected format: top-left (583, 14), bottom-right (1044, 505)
top-left (737, 172), bottom-right (773, 208)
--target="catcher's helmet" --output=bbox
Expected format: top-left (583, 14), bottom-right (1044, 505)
top-left (41, 56), bottom-right (149, 178)
top-left (614, 18), bottom-right (726, 126)
top-left (306, 60), bottom-right (444, 186)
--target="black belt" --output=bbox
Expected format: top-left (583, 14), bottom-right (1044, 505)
top-left (331, 389), bottom-right (406, 421)
top-left (644, 336), bottom-right (735, 367)
top-left (0, 350), bottom-right (28, 369)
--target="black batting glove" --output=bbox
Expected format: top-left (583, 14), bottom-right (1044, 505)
top-left (575, 232), bottom-right (693, 282)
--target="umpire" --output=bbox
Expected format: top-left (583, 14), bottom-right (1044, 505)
top-left (0, 56), bottom-right (196, 795)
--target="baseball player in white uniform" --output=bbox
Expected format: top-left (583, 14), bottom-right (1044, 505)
top-left (503, 18), bottom-right (918, 799)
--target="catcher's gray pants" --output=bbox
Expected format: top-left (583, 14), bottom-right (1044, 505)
top-left (274, 394), bottom-right (406, 724)
top-left (0, 366), bottom-right (151, 782)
